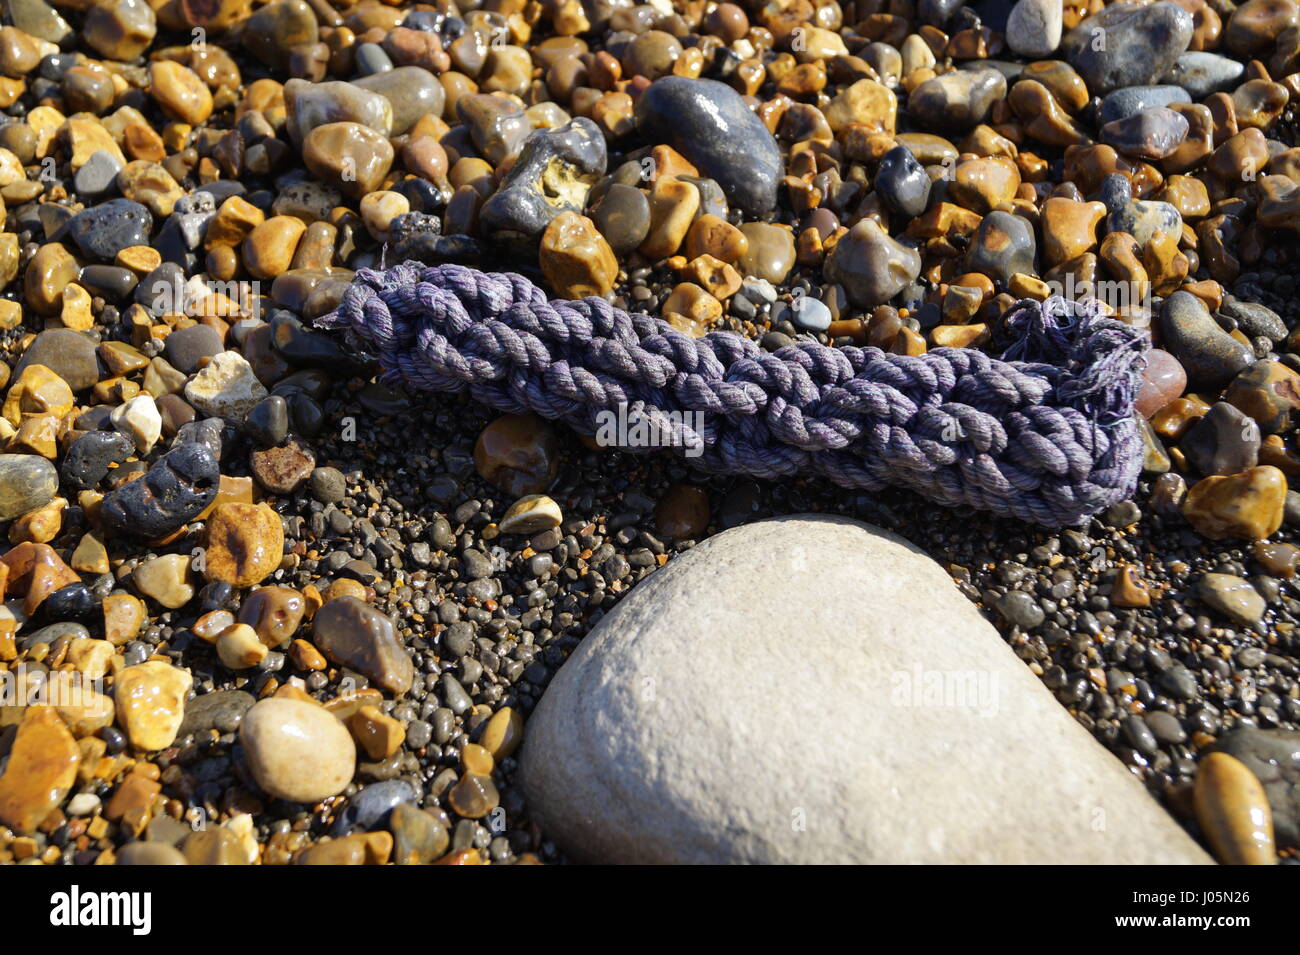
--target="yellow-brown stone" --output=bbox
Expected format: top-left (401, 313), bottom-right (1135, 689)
top-left (1040, 197), bottom-right (1106, 267)
top-left (24, 243), bottom-right (79, 316)
top-left (1194, 751), bottom-right (1276, 865)
top-left (0, 707), bottom-right (79, 833)
top-left (2, 364), bottom-right (72, 426)
top-left (948, 157), bottom-right (1021, 214)
top-left (1183, 465), bottom-right (1287, 541)
top-left (149, 60), bottom-right (213, 126)
top-left (539, 211), bottom-right (618, 299)
top-left (204, 501), bottom-right (284, 588)
top-left (346, 704), bottom-right (405, 760)
top-left (242, 216), bottom-right (306, 280)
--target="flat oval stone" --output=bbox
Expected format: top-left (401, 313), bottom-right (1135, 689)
top-left (0, 453), bottom-right (58, 520)
top-left (240, 698), bottom-right (355, 803)
top-left (283, 77), bottom-right (393, 144)
top-left (907, 68), bottom-right (1007, 130)
top-left (352, 66), bottom-right (444, 136)
top-left (331, 778), bottom-right (417, 836)
top-left (1194, 751), bottom-right (1276, 864)
top-left (1101, 107), bottom-right (1189, 160)
top-left (302, 122), bottom-right (394, 199)
top-left (311, 596), bottom-right (414, 695)
top-left (177, 688), bottom-right (255, 739)
top-left (588, 182), bottom-right (650, 255)
top-left (13, 329), bottom-right (102, 392)
top-left (634, 76), bottom-right (782, 216)
top-left (1062, 1), bottom-right (1195, 94)
top-left (1212, 728), bottom-right (1300, 849)
top-left (1097, 85), bottom-right (1191, 125)
top-left (1166, 52), bottom-right (1245, 98)
top-left (243, 0), bottom-right (318, 71)
top-left (1160, 290), bottom-right (1253, 391)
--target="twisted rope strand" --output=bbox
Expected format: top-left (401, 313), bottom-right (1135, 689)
top-left (318, 263), bottom-right (1149, 528)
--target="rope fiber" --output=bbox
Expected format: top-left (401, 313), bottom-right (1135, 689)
top-left (318, 262), bottom-right (1149, 528)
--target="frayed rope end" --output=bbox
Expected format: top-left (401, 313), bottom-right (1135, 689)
top-left (998, 296), bottom-right (1148, 428)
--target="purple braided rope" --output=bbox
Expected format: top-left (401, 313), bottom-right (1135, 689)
top-left (318, 262), bottom-right (1149, 527)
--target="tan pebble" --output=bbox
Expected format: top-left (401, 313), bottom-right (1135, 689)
top-left (640, 176), bottom-right (699, 260)
top-left (72, 532), bottom-right (110, 574)
top-left (132, 553), bottom-right (195, 609)
top-left (67, 637), bottom-right (115, 681)
top-left (3, 363), bottom-right (73, 425)
top-left (115, 245), bottom-right (161, 275)
top-left (289, 638), bottom-right (326, 670)
top-left (9, 495), bottom-right (65, 544)
top-left (358, 190), bottom-right (408, 241)
top-left (24, 243), bottom-right (80, 316)
top-left (240, 697), bottom-right (356, 804)
top-left (205, 195), bottom-right (265, 250)
top-left (114, 661), bottom-right (192, 751)
top-left (1183, 466), bottom-right (1287, 541)
top-left (661, 282), bottom-right (721, 330)
top-left (346, 704), bottom-right (405, 760)
top-left (103, 592), bottom-right (146, 645)
top-left (499, 493), bottom-right (563, 535)
top-left (326, 578), bottom-right (368, 602)
top-left (480, 706), bottom-right (524, 760)
top-left (447, 771), bottom-right (499, 818)
top-left (217, 623), bottom-right (268, 669)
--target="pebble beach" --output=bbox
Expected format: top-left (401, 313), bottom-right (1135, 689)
top-left (0, 0), bottom-right (1296, 867)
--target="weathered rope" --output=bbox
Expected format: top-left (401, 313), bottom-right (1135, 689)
top-left (318, 262), bottom-right (1148, 527)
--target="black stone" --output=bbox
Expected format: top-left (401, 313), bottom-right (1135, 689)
top-left (78, 264), bottom-right (137, 300)
top-left (66, 198), bottom-right (152, 260)
top-left (246, 395), bottom-right (289, 448)
top-left (875, 145), bottom-right (931, 218)
top-left (99, 442), bottom-right (220, 539)
top-left (1181, 402), bottom-right (1260, 476)
top-left (479, 117), bottom-right (607, 244)
top-left (330, 779), bottom-right (418, 836)
top-left (61, 430), bottom-right (134, 490)
top-left (634, 76), bottom-right (781, 216)
top-left (163, 323), bottom-right (225, 374)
